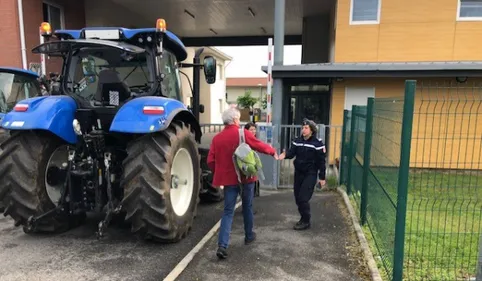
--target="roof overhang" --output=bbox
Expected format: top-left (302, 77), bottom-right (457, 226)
top-left (181, 35), bottom-right (302, 47)
top-left (262, 62), bottom-right (482, 78)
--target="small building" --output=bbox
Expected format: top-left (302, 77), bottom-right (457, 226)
top-left (226, 77), bottom-right (267, 122)
top-left (226, 77), bottom-right (266, 108)
top-left (182, 47), bottom-right (232, 124)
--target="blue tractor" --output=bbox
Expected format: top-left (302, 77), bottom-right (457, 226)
top-left (0, 67), bottom-right (42, 143)
top-left (0, 67), bottom-right (42, 213)
top-left (0, 20), bottom-right (221, 241)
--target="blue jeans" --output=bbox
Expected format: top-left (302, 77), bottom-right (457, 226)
top-left (218, 182), bottom-right (255, 249)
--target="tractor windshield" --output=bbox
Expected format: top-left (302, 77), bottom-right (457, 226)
top-left (66, 47), bottom-right (155, 105)
top-left (0, 72), bottom-right (40, 113)
top-left (65, 45), bottom-right (183, 105)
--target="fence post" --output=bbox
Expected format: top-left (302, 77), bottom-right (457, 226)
top-left (360, 98), bottom-right (374, 226)
top-left (392, 80), bottom-right (416, 281)
top-left (477, 233), bottom-right (482, 281)
top-left (340, 110), bottom-right (349, 185)
top-left (346, 106), bottom-right (357, 195)
top-left (273, 124), bottom-right (280, 189)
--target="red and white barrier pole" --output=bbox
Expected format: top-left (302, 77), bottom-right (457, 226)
top-left (266, 38), bottom-right (273, 125)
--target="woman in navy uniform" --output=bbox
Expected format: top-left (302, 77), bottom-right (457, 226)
top-left (278, 118), bottom-right (326, 230)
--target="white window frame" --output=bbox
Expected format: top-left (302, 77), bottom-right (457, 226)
top-left (456, 0), bottom-right (482, 21)
top-left (43, 1), bottom-right (65, 29)
top-left (349, 0), bottom-right (382, 25)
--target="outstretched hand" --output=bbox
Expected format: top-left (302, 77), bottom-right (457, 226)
top-left (278, 149), bottom-right (286, 160)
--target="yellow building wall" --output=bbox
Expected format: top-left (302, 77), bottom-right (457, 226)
top-left (331, 78), bottom-right (482, 170)
top-left (334, 0), bottom-right (482, 62)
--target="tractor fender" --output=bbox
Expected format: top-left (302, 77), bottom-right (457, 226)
top-left (109, 97), bottom-right (202, 141)
top-left (1, 96), bottom-right (78, 144)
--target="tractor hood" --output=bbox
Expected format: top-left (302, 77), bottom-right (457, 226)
top-left (32, 39), bottom-right (146, 57)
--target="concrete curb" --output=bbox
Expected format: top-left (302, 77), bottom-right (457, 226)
top-left (336, 187), bottom-right (384, 281)
top-left (163, 201), bottom-right (243, 281)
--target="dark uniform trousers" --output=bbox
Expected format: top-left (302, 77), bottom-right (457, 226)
top-left (293, 171), bottom-right (318, 223)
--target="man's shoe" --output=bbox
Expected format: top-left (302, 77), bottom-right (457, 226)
top-left (293, 221), bottom-right (311, 230)
top-left (245, 232), bottom-right (257, 245)
top-left (216, 247), bottom-right (228, 259)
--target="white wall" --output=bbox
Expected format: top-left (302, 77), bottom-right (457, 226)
top-left (209, 80), bottom-right (226, 124)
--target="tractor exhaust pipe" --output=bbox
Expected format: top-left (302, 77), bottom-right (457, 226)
top-left (192, 48), bottom-right (204, 121)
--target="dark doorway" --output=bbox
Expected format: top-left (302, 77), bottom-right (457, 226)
top-left (290, 93), bottom-right (330, 125)
top-left (279, 82), bottom-right (332, 150)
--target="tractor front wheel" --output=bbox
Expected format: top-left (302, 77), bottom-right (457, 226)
top-left (121, 121), bottom-right (201, 242)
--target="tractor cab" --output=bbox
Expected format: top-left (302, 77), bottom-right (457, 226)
top-left (34, 21), bottom-right (216, 105)
top-left (32, 21), bottom-right (216, 132)
top-left (0, 67), bottom-right (41, 144)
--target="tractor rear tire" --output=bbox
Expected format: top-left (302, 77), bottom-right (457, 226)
top-left (0, 128), bottom-right (5, 213)
top-left (0, 128), bottom-right (8, 146)
top-left (121, 121), bottom-right (201, 242)
top-left (0, 131), bottom-right (81, 233)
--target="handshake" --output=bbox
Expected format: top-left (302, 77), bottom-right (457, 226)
top-left (273, 149), bottom-right (286, 161)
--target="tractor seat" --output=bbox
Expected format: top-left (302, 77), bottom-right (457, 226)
top-left (94, 69), bottom-right (130, 106)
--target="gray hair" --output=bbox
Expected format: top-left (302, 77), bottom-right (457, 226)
top-left (222, 107), bottom-right (241, 125)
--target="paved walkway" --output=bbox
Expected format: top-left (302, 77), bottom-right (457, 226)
top-left (176, 189), bottom-right (371, 281)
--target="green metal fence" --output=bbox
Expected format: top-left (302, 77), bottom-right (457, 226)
top-left (341, 80), bottom-right (482, 281)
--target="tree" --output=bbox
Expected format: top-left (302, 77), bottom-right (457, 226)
top-left (236, 90), bottom-right (259, 110)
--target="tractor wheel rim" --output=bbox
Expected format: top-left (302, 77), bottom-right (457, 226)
top-left (45, 145), bottom-right (70, 205)
top-left (170, 147), bottom-right (194, 217)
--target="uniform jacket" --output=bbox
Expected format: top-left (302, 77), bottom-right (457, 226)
top-left (285, 135), bottom-right (326, 180)
top-left (207, 124), bottom-right (276, 186)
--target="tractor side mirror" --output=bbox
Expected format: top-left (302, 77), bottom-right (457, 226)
top-left (203, 56), bottom-right (216, 84)
top-left (199, 104), bottom-right (205, 113)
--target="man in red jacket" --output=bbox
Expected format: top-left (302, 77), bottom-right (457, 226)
top-left (208, 107), bottom-right (278, 259)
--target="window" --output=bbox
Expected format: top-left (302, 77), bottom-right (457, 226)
top-left (67, 49), bottom-right (152, 103)
top-left (350, 0), bottom-right (381, 24)
top-left (457, 0), bottom-right (482, 20)
top-left (345, 87), bottom-right (375, 134)
top-left (0, 73), bottom-right (40, 112)
top-left (43, 2), bottom-right (64, 30)
top-left (344, 87), bottom-right (375, 110)
top-left (159, 51), bottom-right (182, 101)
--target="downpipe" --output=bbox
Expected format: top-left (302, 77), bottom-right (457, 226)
top-left (17, 0), bottom-right (28, 69)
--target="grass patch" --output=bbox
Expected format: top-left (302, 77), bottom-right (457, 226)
top-left (346, 169), bottom-right (482, 281)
